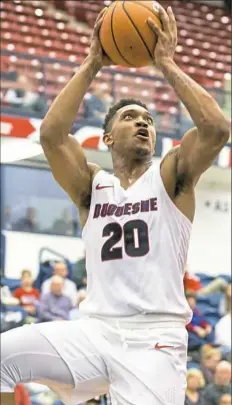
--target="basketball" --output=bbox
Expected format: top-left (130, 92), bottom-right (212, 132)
top-left (100, 1), bottom-right (162, 68)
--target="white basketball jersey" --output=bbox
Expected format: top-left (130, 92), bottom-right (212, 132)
top-left (81, 163), bottom-right (192, 324)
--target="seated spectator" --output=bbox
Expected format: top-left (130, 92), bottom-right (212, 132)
top-left (219, 283), bottom-right (231, 316)
top-left (41, 262), bottom-right (77, 306)
top-left (14, 270), bottom-right (40, 315)
top-left (51, 208), bottom-right (74, 236)
top-left (2, 205), bottom-right (13, 230)
top-left (13, 207), bottom-right (39, 233)
top-left (82, 84), bottom-right (111, 127)
top-left (1, 284), bottom-right (19, 306)
top-left (220, 394), bottom-right (232, 405)
top-left (185, 369), bottom-right (205, 405)
top-left (215, 307), bottom-right (231, 356)
top-left (200, 345), bottom-right (221, 385)
top-left (38, 275), bottom-right (72, 322)
top-left (69, 289), bottom-right (87, 320)
top-left (72, 254), bottom-right (87, 289)
top-left (15, 384), bottom-right (31, 405)
top-left (186, 292), bottom-right (213, 350)
top-left (184, 266), bottom-right (228, 296)
top-left (202, 361), bottom-right (232, 405)
top-left (3, 74), bottom-right (47, 118)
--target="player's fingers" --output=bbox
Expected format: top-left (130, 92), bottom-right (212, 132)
top-left (147, 17), bottom-right (162, 36)
top-left (95, 7), bottom-right (107, 24)
top-left (158, 4), bottom-right (170, 32)
top-left (167, 6), bottom-right (177, 37)
top-left (93, 15), bottom-right (105, 36)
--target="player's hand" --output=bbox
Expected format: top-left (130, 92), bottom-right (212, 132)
top-left (147, 4), bottom-right (177, 70)
top-left (89, 8), bottom-right (113, 68)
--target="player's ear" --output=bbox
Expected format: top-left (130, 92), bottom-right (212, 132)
top-left (103, 132), bottom-right (114, 147)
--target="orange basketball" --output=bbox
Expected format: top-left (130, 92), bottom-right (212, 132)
top-left (100, 1), bottom-right (162, 68)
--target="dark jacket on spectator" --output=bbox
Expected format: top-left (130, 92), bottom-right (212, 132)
top-left (202, 382), bottom-right (231, 405)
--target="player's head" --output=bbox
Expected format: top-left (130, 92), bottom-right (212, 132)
top-left (103, 99), bottom-right (156, 161)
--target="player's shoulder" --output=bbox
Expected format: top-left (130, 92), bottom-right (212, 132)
top-left (87, 162), bottom-right (101, 180)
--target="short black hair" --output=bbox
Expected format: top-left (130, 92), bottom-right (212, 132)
top-left (103, 98), bottom-right (148, 134)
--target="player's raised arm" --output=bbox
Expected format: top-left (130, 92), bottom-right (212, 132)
top-left (40, 8), bottom-right (111, 208)
top-left (147, 5), bottom-right (230, 183)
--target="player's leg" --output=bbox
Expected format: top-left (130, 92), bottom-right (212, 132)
top-left (1, 326), bottom-right (75, 405)
top-left (107, 322), bottom-right (188, 405)
top-left (1, 320), bottom-right (109, 405)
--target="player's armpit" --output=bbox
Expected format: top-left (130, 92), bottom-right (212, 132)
top-left (41, 133), bottom-right (100, 208)
top-left (177, 125), bottom-right (230, 184)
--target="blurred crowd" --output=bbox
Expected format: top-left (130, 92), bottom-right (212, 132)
top-left (1, 259), bottom-right (231, 405)
top-left (2, 205), bottom-right (80, 237)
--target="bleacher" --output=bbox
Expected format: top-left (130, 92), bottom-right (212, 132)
top-left (1, 0), bottom-right (231, 110)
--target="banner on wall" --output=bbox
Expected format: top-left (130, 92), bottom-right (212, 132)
top-left (0, 114), bottom-right (231, 168)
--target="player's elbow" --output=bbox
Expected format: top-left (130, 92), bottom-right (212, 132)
top-left (201, 117), bottom-right (230, 145)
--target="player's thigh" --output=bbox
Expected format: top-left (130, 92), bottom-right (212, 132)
top-left (1, 325), bottom-right (74, 389)
top-left (1, 322), bottom-right (109, 403)
top-left (109, 347), bottom-right (186, 405)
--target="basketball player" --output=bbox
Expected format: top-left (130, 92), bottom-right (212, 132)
top-left (1, 5), bottom-right (229, 405)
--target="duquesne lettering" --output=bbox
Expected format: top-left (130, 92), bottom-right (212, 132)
top-left (93, 198), bottom-right (158, 219)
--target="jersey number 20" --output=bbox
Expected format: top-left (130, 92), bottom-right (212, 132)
top-left (101, 220), bottom-right (149, 261)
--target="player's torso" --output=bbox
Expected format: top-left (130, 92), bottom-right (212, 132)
top-left (81, 163), bottom-right (192, 323)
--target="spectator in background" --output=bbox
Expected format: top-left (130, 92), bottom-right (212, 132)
top-left (203, 361), bottom-right (232, 405)
top-left (3, 74), bottom-right (47, 118)
top-left (2, 205), bottom-right (13, 230)
top-left (215, 306), bottom-right (231, 357)
top-left (185, 368), bottom-right (205, 405)
top-left (13, 207), bottom-right (39, 233)
top-left (41, 262), bottom-right (77, 306)
top-left (13, 270), bottom-right (40, 315)
top-left (186, 292), bottom-right (213, 351)
top-left (51, 208), bottom-right (74, 236)
top-left (38, 275), bottom-right (72, 322)
top-left (184, 266), bottom-right (228, 296)
top-left (82, 84), bottom-right (112, 128)
top-left (200, 345), bottom-right (221, 385)
top-left (72, 254), bottom-right (87, 290)
top-left (15, 384), bottom-right (31, 405)
top-left (219, 283), bottom-right (231, 316)
top-left (220, 394), bottom-right (232, 405)
top-left (69, 289), bottom-right (87, 320)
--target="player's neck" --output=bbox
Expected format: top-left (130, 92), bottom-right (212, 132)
top-left (112, 155), bottom-right (153, 189)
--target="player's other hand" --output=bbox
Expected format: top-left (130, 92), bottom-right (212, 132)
top-left (147, 4), bottom-right (177, 70)
top-left (89, 8), bottom-right (113, 68)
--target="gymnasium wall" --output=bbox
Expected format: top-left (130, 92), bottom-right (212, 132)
top-left (2, 182), bottom-right (230, 279)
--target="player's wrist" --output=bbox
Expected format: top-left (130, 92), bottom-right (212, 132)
top-left (158, 56), bottom-right (176, 71)
top-left (84, 55), bottom-right (103, 73)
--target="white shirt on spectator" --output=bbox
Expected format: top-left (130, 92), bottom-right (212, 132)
top-left (41, 277), bottom-right (77, 307)
top-left (215, 313), bottom-right (231, 348)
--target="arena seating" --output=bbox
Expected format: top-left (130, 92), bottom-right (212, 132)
top-left (1, 0), bottom-right (231, 112)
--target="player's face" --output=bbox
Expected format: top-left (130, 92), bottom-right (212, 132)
top-left (104, 105), bottom-right (156, 158)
